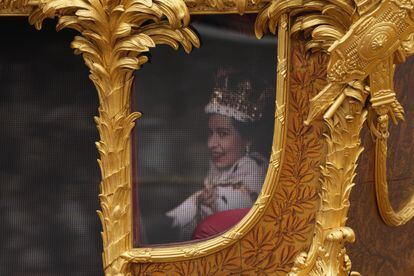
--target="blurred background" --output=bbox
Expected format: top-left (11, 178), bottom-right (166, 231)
top-left (0, 18), bottom-right (102, 275)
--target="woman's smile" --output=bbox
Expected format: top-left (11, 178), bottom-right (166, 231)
top-left (211, 151), bottom-right (225, 163)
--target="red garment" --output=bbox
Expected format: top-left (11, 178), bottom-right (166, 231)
top-left (192, 208), bottom-right (250, 240)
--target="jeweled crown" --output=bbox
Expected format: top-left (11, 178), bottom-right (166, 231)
top-left (205, 68), bottom-right (267, 122)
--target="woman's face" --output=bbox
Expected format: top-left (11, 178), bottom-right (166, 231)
top-left (208, 114), bottom-right (248, 169)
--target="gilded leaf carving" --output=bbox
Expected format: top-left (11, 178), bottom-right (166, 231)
top-left (126, 33), bottom-right (325, 276)
top-left (27, 0), bottom-right (199, 273)
top-left (240, 38), bottom-right (325, 275)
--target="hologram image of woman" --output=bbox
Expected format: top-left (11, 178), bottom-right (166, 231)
top-left (166, 68), bottom-right (271, 241)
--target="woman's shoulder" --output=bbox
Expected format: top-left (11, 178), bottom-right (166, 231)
top-left (234, 152), bottom-right (268, 180)
top-left (238, 152), bottom-right (268, 168)
top-left (233, 152), bottom-right (268, 193)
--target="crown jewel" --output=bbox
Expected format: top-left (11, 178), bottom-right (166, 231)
top-left (205, 68), bottom-right (265, 122)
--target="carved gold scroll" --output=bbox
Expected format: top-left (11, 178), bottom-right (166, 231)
top-left (2, 0), bottom-right (414, 275)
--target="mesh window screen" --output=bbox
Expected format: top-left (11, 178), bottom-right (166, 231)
top-left (0, 18), bottom-right (102, 275)
top-left (132, 15), bottom-right (277, 245)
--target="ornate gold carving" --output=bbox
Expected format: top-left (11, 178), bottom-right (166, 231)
top-left (305, 0), bottom-right (414, 124)
top-left (257, 0), bottom-right (414, 126)
top-left (5, 0), bottom-right (414, 274)
top-left (290, 86), bottom-right (369, 276)
top-left (257, 0), bottom-right (414, 275)
top-left (270, 148), bottom-right (282, 168)
top-left (181, 245), bottom-right (206, 258)
top-left (328, 3), bottom-right (414, 82)
top-left (0, 0), bottom-right (271, 15)
top-left (20, 9), bottom-right (297, 273)
top-left (275, 102), bottom-right (286, 125)
top-left (27, 0), bottom-right (199, 273)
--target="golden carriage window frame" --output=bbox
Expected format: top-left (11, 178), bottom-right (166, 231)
top-left (3, 0), bottom-right (414, 275)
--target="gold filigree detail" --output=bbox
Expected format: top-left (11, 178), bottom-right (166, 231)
top-left (371, 33), bottom-right (389, 50)
top-left (186, 0), bottom-right (267, 14)
top-left (307, 0), bottom-right (414, 123)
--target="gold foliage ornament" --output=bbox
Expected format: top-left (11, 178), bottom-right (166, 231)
top-left (257, 0), bottom-right (414, 275)
top-left (289, 84), bottom-right (369, 276)
top-left (28, 0), bottom-right (199, 273)
top-left (305, 0), bottom-right (414, 124)
top-left (318, 0), bottom-right (414, 229)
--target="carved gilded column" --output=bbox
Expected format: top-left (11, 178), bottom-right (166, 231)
top-left (290, 84), bottom-right (369, 276)
top-left (27, 0), bottom-right (199, 274)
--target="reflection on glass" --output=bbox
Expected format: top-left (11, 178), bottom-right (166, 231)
top-left (133, 15), bottom-right (276, 245)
